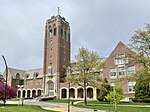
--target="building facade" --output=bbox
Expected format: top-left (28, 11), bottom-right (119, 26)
top-left (2, 14), bottom-right (140, 101)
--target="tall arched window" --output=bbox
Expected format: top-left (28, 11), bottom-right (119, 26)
top-left (48, 82), bottom-right (54, 90)
top-left (53, 24), bottom-right (57, 36)
top-left (49, 26), bottom-right (52, 38)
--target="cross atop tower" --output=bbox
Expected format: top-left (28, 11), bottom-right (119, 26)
top-left (57, 7), bottom-right (61, 15)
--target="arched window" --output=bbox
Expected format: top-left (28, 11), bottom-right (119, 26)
top-left (53, 24), bottom-right (57, 36)
top-left (48, 82), bottom-right (54, 90)
top-left (48, 65), bottom-right (53, 74)
top-left (49, 26), bottom-right (52, 38)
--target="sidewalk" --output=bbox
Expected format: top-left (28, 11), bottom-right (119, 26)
top-left (5, 100), bottom-right (106, 112)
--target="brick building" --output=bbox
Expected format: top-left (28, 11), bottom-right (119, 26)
top-left (2, 14), bottom-right (139, 101)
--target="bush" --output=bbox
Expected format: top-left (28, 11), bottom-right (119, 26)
top-left (40, 97), bottom-right (55, 101)
top-left (132, 98), bottom-right (150, 103)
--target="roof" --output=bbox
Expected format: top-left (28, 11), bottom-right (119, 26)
top-left (25, 68), bottom-right (43, 79)
top-left (5, 67), bottom-right (43, 79)
top-left (8, 67), bottom-right (25, 79)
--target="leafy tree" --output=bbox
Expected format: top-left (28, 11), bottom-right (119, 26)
top-left (0, 82), bottom-right (17, 103)
top-left (106, 85), bottom-right (124, 112)
top-left (128, 23), bottom-right (150, 99)
top-left (98, 78), bottom-right (111, 101)
top-left (66, 47), bottom-right (104, 105)
top-left (134, 69), bottom-right (150, 99)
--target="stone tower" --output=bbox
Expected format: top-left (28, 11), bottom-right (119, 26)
top-left (43, 14), bottom-right (70, 98)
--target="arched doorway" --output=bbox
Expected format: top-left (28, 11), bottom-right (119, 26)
top-left (22, 90), bottom-right (26, 98)
top-left (61, 88), bottom-right (67, 98)
top-left (32, 90), bottom-right (36, 97)
top-left (77, 88), bottom-right (83, 98)
top-left (18, 90), bottom-right (21, 98)
top-left (27, 90), bottom-right (31, 98)
top-left (87, 88), bottom-right (93, 98)
top-left (38, 90), bottom-right (41, 96)
top-left (70, 88), bottom-right (75, 98)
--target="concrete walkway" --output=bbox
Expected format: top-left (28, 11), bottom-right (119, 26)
top-left (4, 100), bottom-right (106, 112)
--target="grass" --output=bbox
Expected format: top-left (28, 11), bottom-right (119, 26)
top-left (75, 104), bottom-right (150, 112)
top-left (74, 100), bottom-right (150, 112)
top-left (0, 104), bottom-right (57, 112)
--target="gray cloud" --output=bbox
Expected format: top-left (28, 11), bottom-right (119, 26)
top-left (0, 0), bottom-right (150, 72)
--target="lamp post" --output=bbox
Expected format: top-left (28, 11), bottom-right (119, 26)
top-left (2, 55), bottom-right (8, 106)
top-left (67, 66), bottom-right (71, 112)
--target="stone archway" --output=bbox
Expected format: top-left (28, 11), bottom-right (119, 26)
top-left (27, 90), bottom-right (31, 98)
top-left (77, 88), bottom-right (83, 98)
top-left (32, 90), bottom-right (36, 97)
top-left (61, 88), bottom-right (67, 98)
top-left (70, 88), bottom-right (75, 98)
top-left (87, 88), bottom-right (93, 98)
top-left (22, 90), bottom-right (26, 98)
top-left (38, 90), bottom-right (42, 96)
top-left (18, 90), bottom-right (21, 98)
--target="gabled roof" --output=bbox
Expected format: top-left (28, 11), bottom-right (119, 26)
top-left (8, 67), bottom-right (26, 79)
top-left (109, 41), bottom-right (131, 57)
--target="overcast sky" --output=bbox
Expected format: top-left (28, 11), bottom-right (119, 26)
top-left (0, 0), bottom-right (150, 73)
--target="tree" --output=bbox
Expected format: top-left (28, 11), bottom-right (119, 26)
top-left (134, 69), bottom-right (150, 99)
top-left (129, 23), bottom-right (150, 69)
top-left (128, 23), bottom-right (150, 99)
top-left (98, 78), bottom-right (111, 101)
top-left (106, 85), bottom-right (124, 112)
top-left (0, 82), bottom-right (17, 103)
top-left (66, 47), bottom-right (104, 105)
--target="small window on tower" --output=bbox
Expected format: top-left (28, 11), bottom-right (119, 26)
top-left (48, 64), bottom-right (53, 74)
top-left (64, 31), bottom-right (67, 40)
top-left (61, 29), bottom-right (63, 37)
top-left (49, 29), bottom-right (52, 38)
top-left (54, 28), bottom-right (57, 36)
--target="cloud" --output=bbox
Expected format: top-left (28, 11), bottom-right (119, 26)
top-left (0, 0), bottom-right (150, 72)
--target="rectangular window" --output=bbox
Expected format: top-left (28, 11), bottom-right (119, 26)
top-left (110, 68), bottom-right (117, 78)
top-left (48, 65), bottom-right (53, 74)
top-left (49, 92), bottom-right (54, 96)
top-left (115, 54), bottom-right (128, 65)
top-left (118, 67), bottom-right (126, 76)
top-left (128, 81), bottom-right (136, 93)
top-left (127, 66), bottom-right (135, 75)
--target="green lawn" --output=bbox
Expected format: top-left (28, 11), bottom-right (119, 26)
top-left (75, 104), bottom-right (150, 112)
top-left (74, 100), bottom-right (150, 112)
top-left (0, 104), bottom-right (57, 112)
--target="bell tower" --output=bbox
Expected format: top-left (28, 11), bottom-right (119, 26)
top-left (43, 14), bottom-right (70, 98)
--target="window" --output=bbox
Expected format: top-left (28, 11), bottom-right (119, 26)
top-left (118, 67), bottom-right (126, 76)
top-left (48, 65), bottom-right (53, 74)
top-left (53, 28), bottom-right (57, 36)
top-left (115, 54), bottom-right (128, 65)
top-left (64, 31), bottom-right (67, 40)
top-left (61, 29), bottom-right (63, 37)
top-left (127, 66), bottom-right (135, 75)
top-left (111, 82), bottom-right (115, 87)
top-left (128, 81), bottom-right (136, 93)
top-left (110, 68), bottom-right (117, 78)
top-left (48, 82), bottom-right (54, 90)
top-left (49, 29), bottom-right (52, 38)
top-left (49, 91), bottom-right (54, 96)
top-left (34, 72), bottom-right (39, 78)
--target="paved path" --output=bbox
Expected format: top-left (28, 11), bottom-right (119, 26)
top-left (5, 100), bottom-right (150, 112)
top-left (5, 100), bottom-right (106, 112)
